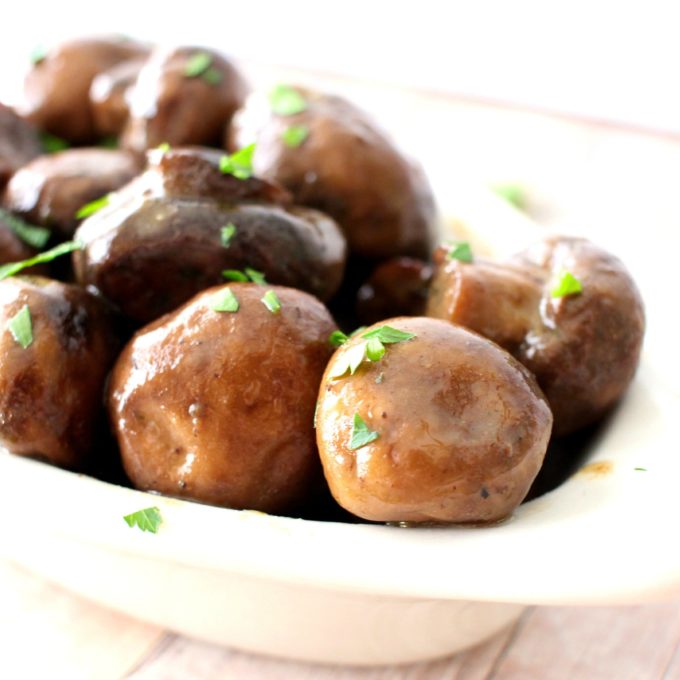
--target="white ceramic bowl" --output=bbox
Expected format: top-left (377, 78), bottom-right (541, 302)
top-left (0, 185), bottom-right (677, 667)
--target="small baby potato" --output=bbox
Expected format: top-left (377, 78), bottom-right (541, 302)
top-left (316, 317), bottom-right (553, 524)
top-left (108, 284), bottom-right (336, 513)
top-left (0, 276), bottom-right (119, 468)
top-left (2, 149), bottom-right (142, 237)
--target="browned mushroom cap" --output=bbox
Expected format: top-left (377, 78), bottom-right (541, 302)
top-left (0, 217), bottom-right (37, 265)
top-left (0, 276), bottom-right (119, 469)
top-left (109, 284), bottom-right (336, 513)
top-left (2, 148), bottom-right (143, 237)
top-left (426, 236), bottom-right (645, 435)
top-left (230, 86), bottom-right (437, 260)
top-left (90, 57), bottom-right (148, 137)
top-left (121, 46), bottom-right (248, 152)
top-left (316, 317), bottom-right (552, 524)
top-left (73, 146), bottom-right (346, 322)
top-left (356, 257), bottom-right (432, 326)
top-left (22, 37), bottom-right (149, 143)
top-left (0, 103), bottom-right (42, 190)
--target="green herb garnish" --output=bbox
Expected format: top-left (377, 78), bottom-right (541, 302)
top-left (222, 269), bottom-right (249, 282)
top-left (184, 51), bottom-right (213, 78)
top-left (123, 507), bottom-right (162, 534)
top-left (30, 45), bottom-right (47, 65)
top-left (220, 223), bottom-right (237, 247)
top-left (8, 305), bottom-right (33, 349)
top-left (329, 330), bottom-right (349, 347)
top-left (202, 67), bottom-right (222, 85)
top-left (348, 413), bottom-right (379, 450)
top-left (219, 143), bottom-right (256, 180)
top-left (551, 270), bottom-right (583, 298)
top-left (39, 131), bottom-right (69, 154)
top-left (269, 84), bottom-right (307, 116)
top-left (634, 467), bottom-right (648, 472)
top-left (75, 194), bottom-right (110, 219)
top-left (0, 208), bottom-right (50, 249)
top-left (281, 124), bottom-right (309, 148)
top-left (209, 288), bottom-right (239, 313)
top-left (0, 240), bottom-right (82, 281)
top-left (329, 325), bottom-right (416, 379)
top-left (261, 290), bottom-right (281, 313)
top-left (244, 268), bottom-right (266, 285)
top-left (492, 183), bottom-right (527, 210)
top-left (157, 142), bottom-right (171, 153)
top-left (445, 241), bottom-right (473, 263)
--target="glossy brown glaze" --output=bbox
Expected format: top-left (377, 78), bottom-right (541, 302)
top-left (23, 38), bottom-right (149, 143)
top-left (2, 149), bottom-right (142, 237)
top-left (109, 284), bottom-right (336, 512)
top-left (0, 104), bottom-right (42, 191)
top-left (356, 257), bottom-right (432, 326)
top-left (73, 147), bottom-right (346, 322)
top-left (122, 47), bottom-right (248, 152)
top-left (427, 236), bottom-right (645, 435)
top-left (316, 317), bottom-right (552, 523)
top-left (230, 87), bottom-right (437, 260)
top-left (0, 276), bottom-right (119, 468)
top-left (90, 57), bottom-right (148, 137)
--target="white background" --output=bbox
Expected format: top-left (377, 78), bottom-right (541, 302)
top-left (1, 0), bottom-right (680, 134)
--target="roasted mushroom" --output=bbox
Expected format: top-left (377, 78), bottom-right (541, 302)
top-left (122, 46), bottom-right (247, 152)
top-left (0, 212), bottom-right (40, 265)
top-left (0, 276), bottom-right (119, 468)
top-left (73, 146), bottom-right (346, 323)
top-left (90, 57), bottom-right (148, 137)
top-left (427, 236), bottom-right (645, 435)
top-left (3, 148), bottom-right (142, 237)
top-left (0, 103), bottom-right (42, 190)
top-left (356, 257), bottom-right (432, 326)
top-left (230, 86), bottom-right (437, 260)
top-left (109, 283), bottom-right (335, 513)
top-left (22, 37), bottom-right (149, 143)
top-left (316, 317), bottom-right (553, 523)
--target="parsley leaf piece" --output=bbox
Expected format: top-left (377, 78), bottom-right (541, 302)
top-left (75, 194), bottom-right (110, 219)
top-left (123, 506), bottom-right (162, 533)
top-left (551, 270), bottom-right (583, 298)
top-left (184, 51), bottom-right (213, 78)
top-left (157, 142), bottom-right (171, 153)
top-left (0, 241), bottom-right (82, 281)
top-left (329, 330), bottom-right (349, 347)
top-left (446, 241), bottom-right (473, 263)
top-left (39, 131), bottom-right (69, 154)
top-left (269, 84), bottom-right (307, 116)
top-left (261, 290), bottom-right (281, 313)
top-left (361, 325), bottom-right (416, 344)
top-left (349, 326), bottom-right (366, 337)
top-left (30, 44), bottom-right (48, 65)
top-left (281, 124), bottom-right (309, 148)
top-left (0, 208), bottom-right (50, 249)
top-left (349, 413), bottom-right (379, 451)
top-left (202, 67), bottom-right (222, 85)
top-left (329, 341), bottom-right (368, 379)
top-left (365, 337), bottom-right (385, 361)
top-left (634, 467), bottom-right (648, 472)
top-left (222, 270), bottom-right (248, 282)
top-left (220, 223), bottom-right (237, 247)
top-left (244, 267), bottom-right (267, 285)
top-left (492, 183), bottom-right (527, 210)
top-left (219, 143), bottom-right (256, 180)
top-left (209, 288), bottom-right (239, 313)
top-left (8, 305), bottom-right (33, 349)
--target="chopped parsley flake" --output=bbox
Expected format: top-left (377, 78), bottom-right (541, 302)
top-left (209, 288), bottom-right (239, 313)
top-left (551, 270), bottom-right (583, 298)
top-left (39, 131), bottom-right (69, 154)
top-left (281, 124), bottom-right (309, 147)
top-left (445, 241), bottom-right (473, 263)
top-left (75, 194), bottom-right (110, 219)
top-left (261, 290), bottom-right (281, 313)
top-left (220, 223), bottom-right (237, 247)
top-left (219, 144), bottom-right (256, 180)
top-left (348, 413), bottom-right (379, 450)
top-left (329, 330), bottom-right (349, 347)
top-left (0, 241), bottom-right (82, 281)
top-left (123, 507), bottom-right (162, 533)
top-left (0, 208), bottom-right (50, 249)
top-left (269, 84), bottom-right (307, 116)
top-left (184, 51), bottom-right (213, 78)
top-left (8, 305), bottom-right (33, 349)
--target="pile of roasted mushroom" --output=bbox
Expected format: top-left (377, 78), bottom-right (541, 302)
top-left (0, 37), bottom-right (645, 525)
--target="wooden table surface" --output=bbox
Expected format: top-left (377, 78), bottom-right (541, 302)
top-left (2, 66), bottom-right (679, 679)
